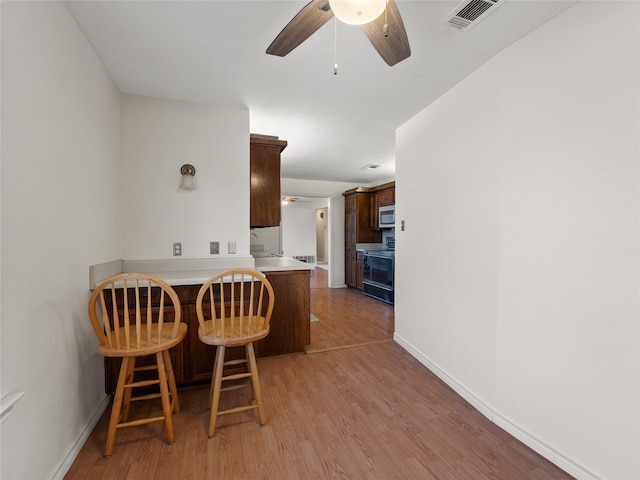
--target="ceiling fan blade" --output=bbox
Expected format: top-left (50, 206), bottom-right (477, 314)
top-left (267, 0), bottom-right (334, 57)
top-left (361, 0), bottom-right (410, 66)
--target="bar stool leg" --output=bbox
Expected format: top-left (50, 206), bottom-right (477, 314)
top-left (246, 342), bottom-right (266, 425)
top-left (156, 351), bottom-right (175, 444)
top-left (121, 357), bottom-right (136, 422)
top-left (104, 357), bottom-right (130, 458)
top-left (208, 345), bottom-right (226, 438)
top-left (163, 350), bottom-right (180, 413)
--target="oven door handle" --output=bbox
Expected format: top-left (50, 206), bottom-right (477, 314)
top-left (364, 253), bottom-right (394, 260)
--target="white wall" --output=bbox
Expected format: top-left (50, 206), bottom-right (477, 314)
top-left (250, 226), bottom-right (281, 254)
top-left (282, 178), bottom-right (361, 287)
top-left (0, 8), bottom-right (250, 478)
top-left (395, 3), bottom-right (639, 480)
top-left (281, 197), bottom-right (327, 259)
top-left (121, 95), bottom-right (249, 259)
top-left (1, 2), bottom-right (121, 479)
top-left (282, 201), bottom-right (316, 258)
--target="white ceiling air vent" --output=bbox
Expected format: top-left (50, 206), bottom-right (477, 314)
top-left (441, 0), bottom-right (507, 31)
top-left (362, 163), bottom-right (382, 170)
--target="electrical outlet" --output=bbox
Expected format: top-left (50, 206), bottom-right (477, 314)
top-left (173, 242), bottom-right (182, 256)
top-left (228, 241), bottom-right (236, 254)
top-left (210, 241), bottom-right (219, 255)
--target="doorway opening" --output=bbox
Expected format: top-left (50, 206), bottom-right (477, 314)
top-left (316, 207), bottom-right (328, 269)
top-left (281, 194), bottom-right (331, 285)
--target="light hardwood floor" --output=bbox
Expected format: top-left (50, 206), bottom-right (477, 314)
top-left (307, 267), bottom-right (394, 353)
top-left (65, 267), bottom-right (574, 479)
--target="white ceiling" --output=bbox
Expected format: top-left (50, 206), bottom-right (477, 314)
top-left (65, 0), bottom-right (577, 184)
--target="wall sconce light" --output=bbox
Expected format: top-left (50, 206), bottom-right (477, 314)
top-left (180, 164), bottom-right (196, 191)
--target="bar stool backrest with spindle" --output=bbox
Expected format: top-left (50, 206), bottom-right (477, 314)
top-left (88, 272), bottom-right (187, 458)
top-left (195, 268), bottom-right (275, 438)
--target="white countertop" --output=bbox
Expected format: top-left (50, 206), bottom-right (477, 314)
top-left (89, 255), bottom-right (313, 289)
top-left (253, 256), bottom-right (314, 272)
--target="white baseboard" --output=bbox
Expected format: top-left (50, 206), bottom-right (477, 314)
top-left (393, 333), bottom-right (599, 480)
top-left (50, 395), bottom-right (110, 480)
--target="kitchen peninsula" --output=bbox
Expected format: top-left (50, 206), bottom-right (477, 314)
top-left (90, 255), bottom-right (312, 393)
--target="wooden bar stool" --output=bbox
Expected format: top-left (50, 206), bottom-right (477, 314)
top-left (195, 269), bottom-right (275, 438)
top-left (88, 273), bottom-right (187, 458)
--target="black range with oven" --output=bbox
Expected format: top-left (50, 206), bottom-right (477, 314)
top-left (362, 248), bottom-right (394, 305)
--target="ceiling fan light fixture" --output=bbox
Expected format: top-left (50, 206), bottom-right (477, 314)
top-left (328, 0), bottom-right (387, 25)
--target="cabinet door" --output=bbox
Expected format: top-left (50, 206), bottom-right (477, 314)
top-left (355, 193), bottom-right (378, 242)
top-left (345, 193), bottom-right (357, 212)
top-left (377, 188), bottom-right (395, 206)
top-left (345, 250), bottom-right (357, 288)
top-left (356, 251), bottom-right (364, 291)
top-left (370, 193), bottom-right (379, 229)
top-left (250, 143), bottom-right (281, 227)
top-left (355, 193), bottom-right (371, 234)
top-left (257, 271), bottom-right (310, 357)
top-left (345, 211), bottom-right (357, 250)
top-left (185, 304), bottom-right (217, 383)
top-left (185, 304), bottom-right (245, 384)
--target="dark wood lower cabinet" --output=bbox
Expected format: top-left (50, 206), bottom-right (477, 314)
top-left (345, 250), bottom-right (365, 291)
top-left (252, 270), bottom-right (310, 358)
top-left (356, 251), bottom-right (364, 291)
top-left (104, 269), bottom-right (311, 394)
top-left (345, 250), bottom-right (357, 288)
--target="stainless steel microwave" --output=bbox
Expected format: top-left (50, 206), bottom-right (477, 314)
top-left (379, 205), bottom-right (395, 228)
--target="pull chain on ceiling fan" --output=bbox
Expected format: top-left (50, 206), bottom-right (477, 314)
top-left (334, 17), bottom-right (339, 75)
top-left (266, 0), bottom-right (411, 67)
top-left (383, 4), bottom-right (389, 37)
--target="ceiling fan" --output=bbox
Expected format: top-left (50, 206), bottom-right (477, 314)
top-left (266, 0), bottom-right (411, 67)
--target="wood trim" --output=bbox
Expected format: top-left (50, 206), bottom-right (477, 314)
top-left (343, 181), bottom-right (395, 196)
top-left (250, 133), bottom-right (287, 151)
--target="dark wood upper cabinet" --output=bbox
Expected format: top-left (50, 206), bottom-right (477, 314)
top-left (343, 182), bottom-right (394, 289)
top-left (369, 182), bottom-right (395, 230)
top-left (376, 187), bottom-right (395, 206)
top-left (250, 133), bottom-right (287, 227)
